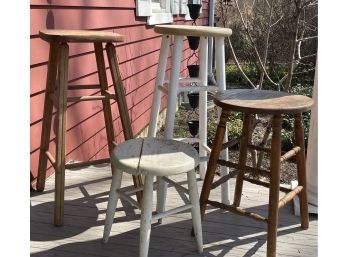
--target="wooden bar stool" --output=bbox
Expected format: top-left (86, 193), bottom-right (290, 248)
top-left (36, 29), bottom-right (143, 226)
top-left (199, 89), bottom-right (314, 257)
top-left (103, 138), bottom-right (203, 257)
top-left (148, 24), bottom-right (233, 204)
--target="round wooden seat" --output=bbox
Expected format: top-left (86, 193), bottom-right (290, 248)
top-left (39, 29), bottom-right (124, 43)
top-left (154, 25), bottom-right (232, 37)
top-left (111, 138), bottom-right (199, 176)
top-left (214, 89), bottom-right (314, 115)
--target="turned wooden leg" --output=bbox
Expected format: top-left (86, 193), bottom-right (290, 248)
top-left (103, 169), bottom-right (123, 243)
top-left (139, 174), bottom-right (154, 257)
top-left (199, 109), bottom-right (230, 218)
top-left (54, 43), bottom-right (69, 226)
top-left (187, 170), bottom-right (203, 253)
top-left (233, 113), bottom-right (253, 206)
top-left (105, 43), bottom-right (143, 201)
top-left (267, 115), bottom-right (282, 257)
top-left (294, 113), bottom-right (309, 229)
top-left (36, 42), bottom-right (59, 192)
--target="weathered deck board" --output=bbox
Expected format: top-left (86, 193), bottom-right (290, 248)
top-left (31, 165), bottom-right (317, 257)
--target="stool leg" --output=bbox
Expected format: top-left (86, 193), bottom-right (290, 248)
top-left (139, 174), bottom-right (154, 257)
top-left (233, 114), bottom-right (253, 207)
top-left (267, 115), bottom-right (282, 257)
top-left (156, 176), bottom-right (166, 224)
top-left (54, 43), bottom-right (69, 226)
top-left (103, 169), bottom-right (123, 243)
top-left (294, 113), bottom-right (309, 229)
top-left (148, 35), bottom-right (170, 137)
top-left (105, 43), bottom-right (143, 201)
top-left (164, 35), bottom-right (184, 139)
top-left (198, 36), bottom-right (208, 179)
top-left (187, 170), bottom-right (203, 253)
top-left (36, 42), bottom-right (59, 192)
top-left (200, 110), bottom-right (230, 218)
top-left (215, 36), bottom-right (230, 204)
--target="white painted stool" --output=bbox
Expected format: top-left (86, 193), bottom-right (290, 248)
top-left (103, 138), bottom-right (203, 257)
top-left (148, 25), bottom-right (233, 204)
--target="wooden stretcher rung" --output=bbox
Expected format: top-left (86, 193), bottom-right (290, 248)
top-left (206, 200), bottom-right (267, 222)
top-left (243, 177), bottom-right (292, 193)
top-left (278, 185), bottom-right (303, 209)
top-left (280, 146), bottom-right (301, 163)
top-left (45, 151), bottom-right (56, 167)
top-left (121, 181), bottom-right (159, 195)
top-left (158, 85), bottom-right (168, 94)
top-left (247, 144), bottom-right (271, 153)
top-left (152, 204), bottom-right (192, 220)
top-left (221, 136), bottom-right (242, 150)
top-left (116, 189), bottom-right (141, 209)
top-left (211, 170), bottom-right (238, 189)
top-left (65, 158), bottom-right (110, 169)
top-left (67, 94), bottom-right (116, 102)
top-left (67, 84), bottom-right (101, 90)
top-left (217, 159), bottom-right (270, 178)
top-left (162, 177), bottom-right (189, 194)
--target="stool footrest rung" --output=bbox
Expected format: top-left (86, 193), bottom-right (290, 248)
top-left (116, 189), bottom-right (141, 209)
top-left (247, 144), bottom-right (271, 153)
top-left (221, 136), bottom-right (242, 150)
top-left (67, 84), bottom-right (101, 90)
top-left (164, 77), bottom-right (201, 84)
top-left (206, 200), bottom-right (267, 222)
top-left (243, 177), bottom-right (292, 193)
top-left (65, 158), bottom-right (110, 169)
top-left (178, 85), bottom-right (219, 92)
top-left (278, 185), bottom-right (303, 209)
top-left (280, 146), bottom-right (301, 163)
top-left (45, 151), bottom-right (56, 167)
top-left (152, 204), bottom-right (192, 220)
top-left (211, 170), bottom-right (239, 189)
top-left (162, 177), bottom-right (189, 194)
top-left (67, 94), bottom-right (116, 102)
top-left (217, 159), bottom-right (270, 178)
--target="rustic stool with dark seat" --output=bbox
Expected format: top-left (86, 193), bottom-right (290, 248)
top-left (199, 89), bottom-right (314, 257)
top-left (36, 29), bottom-right (143, 226)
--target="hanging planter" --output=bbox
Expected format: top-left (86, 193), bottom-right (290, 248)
top-left (187, 64), bottom-right (200, 78)
top-left (187, 120), bottom-right (199, 137)
top-left (187, 36), bottom-right (200, 50)
top-left (187, 4), bottom-right (202, 20)
top-left (187, 92), bottom-right (199, 109)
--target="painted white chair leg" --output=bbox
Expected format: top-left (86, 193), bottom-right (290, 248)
top-left (148, 35), bottom-right (170, 137)
top-left (103, 169), bottom-right (123, 243)
top-left (215, 36), bottom-right (230, 205)
top-left (156, 176), bottom-right (167, 224)
top-left (164, 35), bottom-right (184, 139)
top-left (139, 174), bottom-right (154, 257)
top-left (187, 170), bottom-right (203, 253)
top-left (198, 36), bottom-right (208, 179)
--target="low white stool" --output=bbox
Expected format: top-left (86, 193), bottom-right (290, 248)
top-left (103, 138), bottom-right (203, 257)
top-left (148, 25), bottom-right (232, 204)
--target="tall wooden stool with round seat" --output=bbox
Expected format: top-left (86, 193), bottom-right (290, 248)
top-left (103, 138), bottom-right (203, 257)
top-left (199, 89), bottom-right (314, 257)
top-left (36, 29), bottom-right (143, 226)
top-left (148, 24), bottom-right (233, 206)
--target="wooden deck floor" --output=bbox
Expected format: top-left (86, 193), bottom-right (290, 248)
top-left (30, 164), bottom-right (317, 257)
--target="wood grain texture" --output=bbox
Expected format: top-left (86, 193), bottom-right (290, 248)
top-left (214, 89), bottom-right (314, 114)
top-left (155, 25), bottom-right (232, 37)
top-left (39, 29), bottom-right (124, 43)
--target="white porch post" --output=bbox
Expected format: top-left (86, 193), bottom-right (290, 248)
top-left (306, 62), bottom-right (318, 207)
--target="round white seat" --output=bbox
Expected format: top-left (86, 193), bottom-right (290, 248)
top-left (155, 25), bottom-right (232, 37)
top-left (103, 138), bottom-right (203, 257)
top-left (111, 138), bottom-right (199, 176)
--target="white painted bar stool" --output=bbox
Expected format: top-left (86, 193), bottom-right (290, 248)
top-left (148, 25), bottom-right (233, 204)
top-left (103, 138), bottom-right (203, 257)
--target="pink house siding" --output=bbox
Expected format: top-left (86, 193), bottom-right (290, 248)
top-left (30, 0), bottom-right (209, 185)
